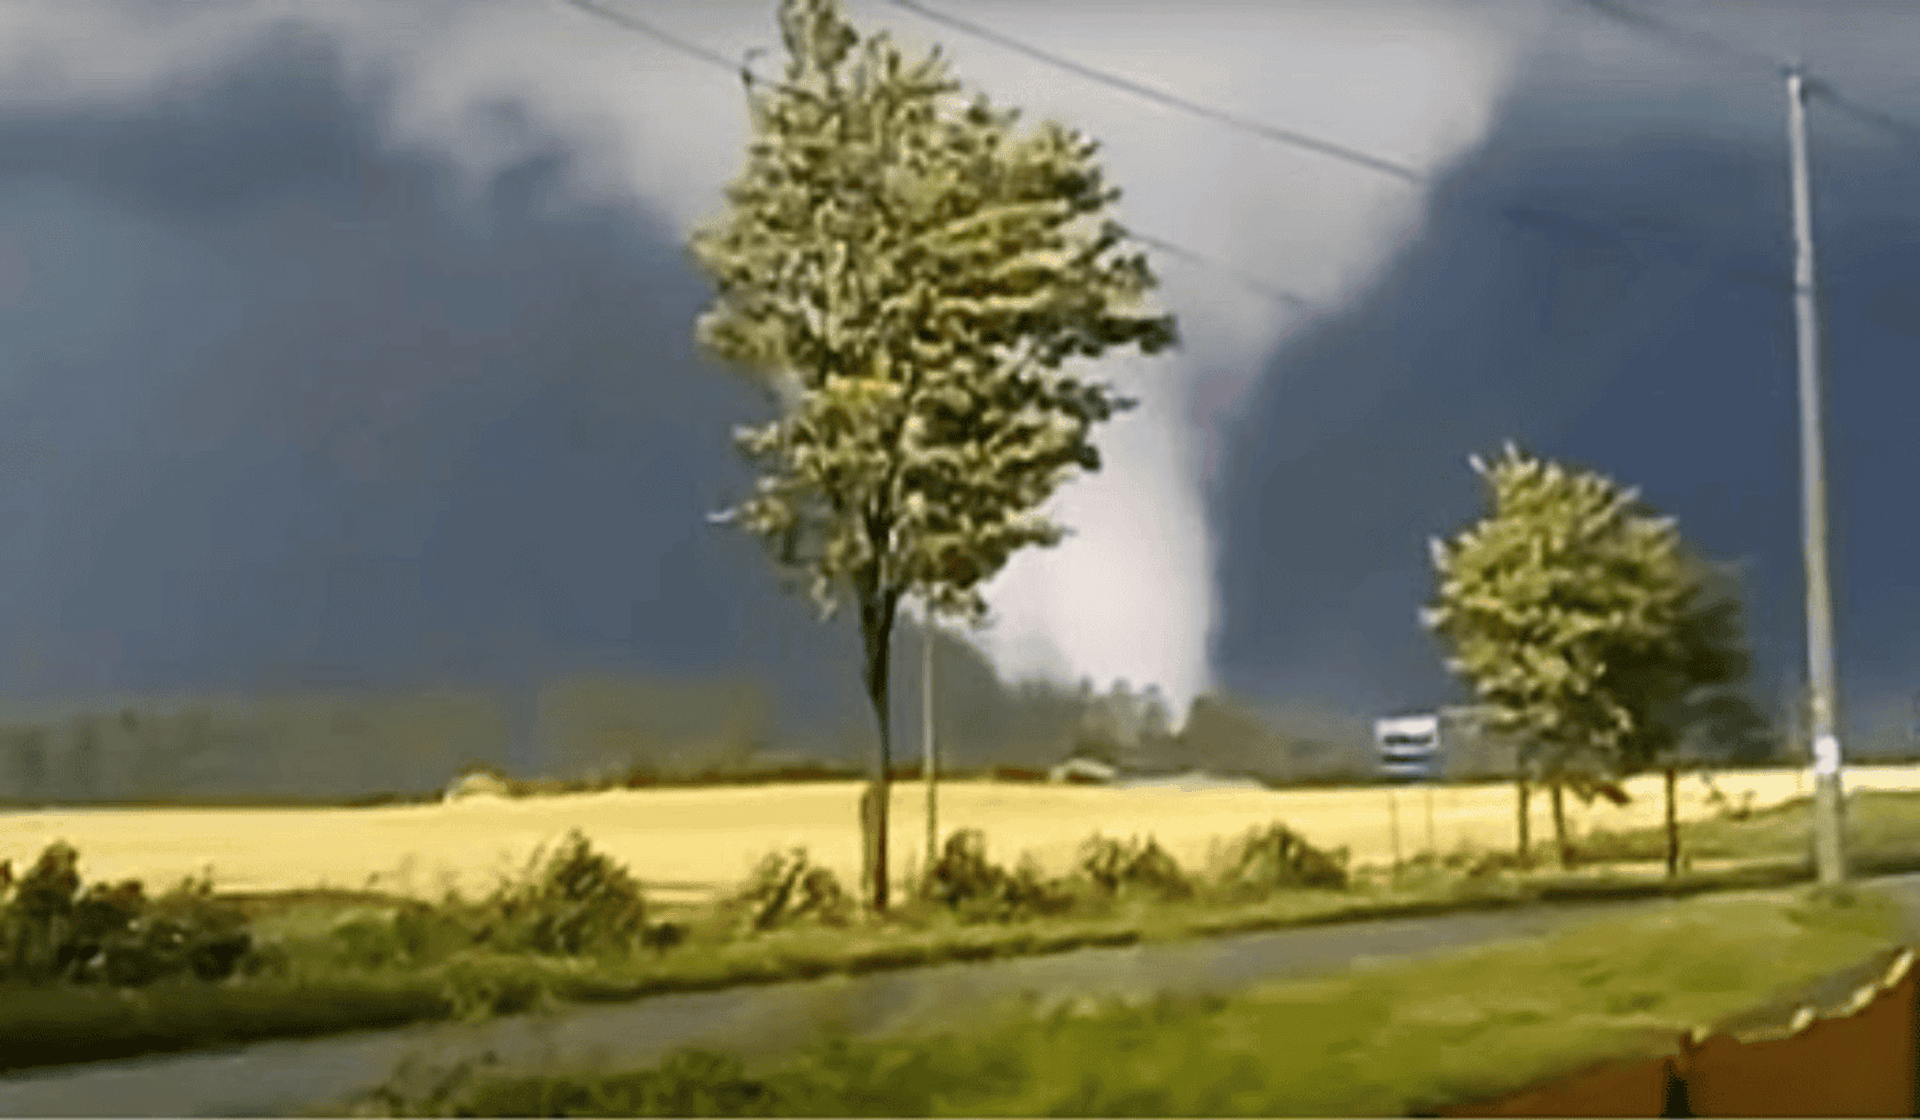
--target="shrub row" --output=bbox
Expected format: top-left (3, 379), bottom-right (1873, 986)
top-left (903, 822), bottom-right (1352, 925)
top-left (3, 816), bottom-right (1356, 998)
top-left (0, 842), bottom-right (252, 987)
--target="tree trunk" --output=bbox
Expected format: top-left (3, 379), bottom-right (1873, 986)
top-left (858, 584), bottom-right (900, 913)
top-left (1516, 777), bottom-right (1531, 868)
top-left (1664, 765), bottom-right (1680, 878)
top-left (1549, 781), bottom-right (1571, 869)
top-left (922, 608), bottom-right (938, 893)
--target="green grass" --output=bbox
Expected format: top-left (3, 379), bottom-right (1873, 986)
top-left (1578, 789), bottom-right (1920, 868)
top-left (0, 863), bottom-right (1590, 1074)
top-left (0, 972), bottom-right (451, 1072)
top-left (12, 791), bottom-right (1920, 1078)
top-left (0, 857), bottom-right (1854, 1077)
top-left (360, 883), bottom-right (1908, 1118)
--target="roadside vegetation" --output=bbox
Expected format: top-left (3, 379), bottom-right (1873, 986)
top-left (1581, 787), bottom-right (1920, 869)
top-left (9, 786), bottom-right (1920, 1076)
top-left (322, 881), bottom-right (1908, 1117)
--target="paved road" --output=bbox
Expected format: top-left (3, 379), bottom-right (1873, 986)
top-left (7, 878), bottom-right (1920, 1118)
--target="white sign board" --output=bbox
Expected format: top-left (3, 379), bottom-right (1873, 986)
top-left (1375, 714), bottom-right (1440, 749)
top-left (1814, 734), bottom-right (1840, 776)
top-left (1376, 713), bottom-right (1439, 781)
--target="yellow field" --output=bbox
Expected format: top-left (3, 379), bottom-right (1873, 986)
top-left (5, 766), bottom-right (1919, 906)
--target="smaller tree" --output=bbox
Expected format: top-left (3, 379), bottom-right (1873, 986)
top-left (1423, 444), bottom-right (1753, 871)
top-left (1610, 558), bottom-right (1765, 875)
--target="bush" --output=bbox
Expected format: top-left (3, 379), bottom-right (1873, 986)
top-left (475, 830), bottom-right (651, 959)
top-left (393, 902), bottom-right (487, 964)
top-left (1211, 823), bottom-right (1349, 896)
top-left (925, 830), bottom-right (1004, 908)
top-left (923, 831), bottom-right (1078, 922)
top-left (0, 841), bottom-right (254, 988)
top-left (727, 848), bottom-right (853, 933)
top-left (1075, 834), bottom-right (1194, 902)
top-left (1001, 854), bottom-right (1079, 919)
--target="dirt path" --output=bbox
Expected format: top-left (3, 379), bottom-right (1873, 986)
top-left (12, 877), bottom-right (1920, 1118)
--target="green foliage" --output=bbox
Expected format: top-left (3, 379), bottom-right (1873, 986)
top-left (1210, 823), bottom-right (1350, 894)
top-left (474, 830), bottom-right (651, 959)
top-left (692, 0), bottom-right (1177, 914)
top-left (35, 798), bottom-right (1920, 1080)
top-left (922, 829), bottom-right (1077, 920)
top-left (1423, 443), bottom-right (1756, 788)
top-left (387, 886), bottom-right (1908, 1118)
top-left (0, 842), bottom-right (253, 987)
top-left (284, 834), bottom-right (680, 980)
top-left (726, 847), bottom-right (855, 932)
top-left (1074, 833), bottom-right (1193, 901)
top-left (320, 905), bottom-right (479, 973)
top-left (274, 832), bottom-right (674, 1020)
top-left (435, 957), bottom-right (556, 1023)
top-left (692, 0), bottom-right (1177, 625)
top-left (382, 1047), bottom-right (818, 1119)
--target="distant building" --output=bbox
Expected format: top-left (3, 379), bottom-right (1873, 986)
top-left (1048, 757), bottom-right (1119, 785)
top-left (443, 769), bottom-right (513, 802)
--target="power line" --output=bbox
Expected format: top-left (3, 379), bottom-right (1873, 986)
top-left (874, 0), bottom-right (1801, 297)
top-left (879, 0), bottom-right (1422, 184)
top-left (556, 0), bottom-right (798, 94)
top-left (1569, 0), bottom-right (1920, 153)
top-left (568, 0), bottom-right (1796, 309)
top-left (1558, 0), bottom-right (1920, 298)
top-left (555, 0), bottom-right (1317, 310)
top-left (1816, 87), bottom-right (1920, 151)
top-left (1128, 234), bottom-right (1313, 310)
top-left (1570, 0), bottom-right (1783, 78)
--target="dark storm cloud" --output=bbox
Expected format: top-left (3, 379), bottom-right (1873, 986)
top-left (1213, 17), bottom-right (1920, 748)
top-left (7, 0), bottom-right (1920, 790)
top-left (0, 20), bottom-right (890, 773)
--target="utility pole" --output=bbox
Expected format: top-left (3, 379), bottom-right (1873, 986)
top-left (1424, 782), bottom-right (1436, 858)
top-left (922, 600), bottom-right (939, 883)
top-left (1786, 66), bottom-right (1847, 887)
top-left (1387, 788), bottom-right (1402, 872)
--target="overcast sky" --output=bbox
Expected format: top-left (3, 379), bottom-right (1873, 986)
top-left (4, 0), bottom-right (1920, 764)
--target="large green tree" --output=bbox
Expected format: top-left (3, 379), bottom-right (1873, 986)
top-left (691, 0), bottom-right (1177, 911)
top-left (1422, 444), bottom-right (1755, 870)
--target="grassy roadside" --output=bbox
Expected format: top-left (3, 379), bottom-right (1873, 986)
top-left (0, 872), bottom-right (1606, 1075)
top-left (1581, 787), bottom-right (1920, 864)
top-left (324, 882), bottom-right (1912, 1117)
top-left (6, 792), bottom-right (1920, 1077)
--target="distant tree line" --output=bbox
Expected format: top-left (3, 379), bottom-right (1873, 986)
top-left (0, 649), bottom-right (1838, 809)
